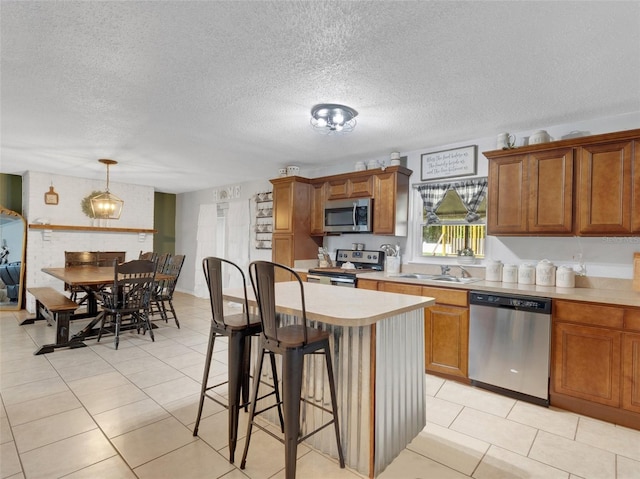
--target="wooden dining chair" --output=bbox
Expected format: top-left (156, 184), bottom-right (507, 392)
top-left (64, 251), bottom-right (98, 304)
top-left (150, 254), bottom-right (185, 328)
top-left (97, 259), bottom-right (156, 349)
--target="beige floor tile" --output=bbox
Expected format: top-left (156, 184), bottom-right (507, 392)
top-left (143, 375), bottom-right (201, 405)
top-left (425, 394), bottom-right (464, 428)
top-left (0, 416), bottom-right (13, 445)
top-left (134, 440), bottom-right (235, 479)
top-left (111, 416), bottom-right (197, 468)
top-left (194, 408), bottom-right (245, 451)
top-left (474, 445), bottom-right (569, 479)
top-left (161, 350), bottom-right (206, 369)
top-left (529, 430), bottom-right (616, 478)
top-left (0, 377), bottom-right (69, 406)
top-left (0, 441), bottom-right (22, 478)
top-left (111, 355), bottom-right (165, 376)
top-left (617, 455), bottom-right (640, 479)
top-left (77, 382), bottom-right (148, 415)
top-left (425, 373), bottom-right (446, 396)
top-left (172, 333), bottom-right (209, 347)
top-left (407, 421), bottom-right (488, 475)
top-left (55, 357), bottom-right (116, 382)
top-left (93, 398), bottom-right (169, 438)
top-left (377, 449), bottom-right (469, 479)
top-left (91, 342), bottom-right (153, 363)
top-left (436, 381), bottom-right (516, 418)
top-left (20, 429), bottom-right (115, 479)
top-left (12, 407), bottom-right (96, 453)
top-left (125, 364), bottom-right (185, 389)
top-left (270, 449), bottom-right (361, 479)
top-left (575, 417), bottom-right (640, 460)
top-left (164, 392), bottom-right (225, 427)
top-left (507, 402), bottom-right (579, 439)
top-left (450, 407), bottom-right (536, 456)
top-left (0, 363), bottom-right (58, 390)
top-left (42, 346), bottom-right (104, 370)
top-left (64, 455), bottom-right (137, 478)
top-left (232, 430), bottom-right (309, 479)
top-left (0, 355), bottom-right (50, 375)
top-left (139, 341), bottom-right (194, 359)
top-left (67, 370), bottom-right (131, 397)
top-left (4, 390), bottom-right (81, 426)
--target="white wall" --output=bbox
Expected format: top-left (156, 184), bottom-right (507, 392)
top-left (175, 179), bottom-right (272, 297)
top-left (23, 171), bottom-right (155, 312)
top-left (310, 112), bottom-right (640, 280)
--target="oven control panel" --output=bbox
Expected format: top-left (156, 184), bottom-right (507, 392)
top-left (335, 249), bottom-right (385, 269)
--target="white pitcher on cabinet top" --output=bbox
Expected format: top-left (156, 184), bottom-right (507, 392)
top-left (536, 259), bottom-right (556, 286)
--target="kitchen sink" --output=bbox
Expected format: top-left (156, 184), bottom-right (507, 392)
top-left (394, 273), bottom-right (482, 284)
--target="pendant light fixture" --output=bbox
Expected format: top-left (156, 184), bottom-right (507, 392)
top-left (310, 103), bottom-right (358, 135)
top-left (91, 159), bottom-right (124, 220)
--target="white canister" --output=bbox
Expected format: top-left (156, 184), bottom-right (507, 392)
top-left (536, 259), bottom-right (556, 286)
top-left (503, 264), bottom-right (518, 283)
top-left (485, 260), bottom-right (503, 282)
top-left (385, 256), bottom-right (401, 275)
top-left (354, 161), bottom-right (366, 171)
top-left (556, 266), bottom-right (576, 288)
top-left (518, 263), bottom-right (536, 285)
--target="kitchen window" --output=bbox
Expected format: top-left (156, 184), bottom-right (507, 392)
top-left (416, 178), bottom-right (487, 258)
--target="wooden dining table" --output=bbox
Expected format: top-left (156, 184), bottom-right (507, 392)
top-left (23, 265), bottom-right (173, 353)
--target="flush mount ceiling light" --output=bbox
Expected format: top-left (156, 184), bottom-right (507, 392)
top-left (91, 159), bottom-right (124, 220)
top-left (310, 103), bottom-right (358, 135)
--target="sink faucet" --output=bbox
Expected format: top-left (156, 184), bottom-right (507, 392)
top-left (455, 265), bottom-right (472, 278)
top-left (440, 265), bottom-right (450, 275)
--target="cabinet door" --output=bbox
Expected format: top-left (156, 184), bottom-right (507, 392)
top-left (553, 322), bottom-right (622, 407)
top-left (425, 305), bottom-right (469, 377)
top-left (633, 140), bottom-right (640, 233)
top-left (487, 155), bottom-right (528, 234)
top-left (310, 182), bottom-right (325, 235)
top-left (349, 176), bottom-right (374, 197)
top-left (623, 332), bottom-right (640, 414)
top-left (578, 140), bottom-right (633, 234)
top-left (379, 281), bottom-right (422, 296)
top-left (373, 172), bottom-right (397, 235)
top-left (528, 148), bottom-right (574, 234)
top-left (272, 181), bottom-right (294, 233)
top-left (326, 179), bottom-right (349, 200)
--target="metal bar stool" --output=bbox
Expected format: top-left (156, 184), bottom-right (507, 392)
top-left (193, 257), bottom-right (283, 463)
top-left (240, 260), bottom-right (345, 479)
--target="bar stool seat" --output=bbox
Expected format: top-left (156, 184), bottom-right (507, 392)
top-left (240, 260), bottom-right (345, 479)
top-left (193, 257), bottom-right (283, 464)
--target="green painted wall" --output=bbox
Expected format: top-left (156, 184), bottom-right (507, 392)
top-left (0, 174), bottom-right (23, 213)
top-left (154, 192), bottom-right (176, 254)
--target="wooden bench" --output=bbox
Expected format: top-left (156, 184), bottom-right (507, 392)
top-left (27, 287), bottom-right (86, 354)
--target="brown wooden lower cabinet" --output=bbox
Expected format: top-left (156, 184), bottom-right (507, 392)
top-left (373, 280), bottom-right (469, 378)
top-left (552, 299), bottom-right (640, 430)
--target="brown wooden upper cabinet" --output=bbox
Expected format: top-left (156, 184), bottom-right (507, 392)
top-left (309, 166), bottom-right (412, 236)
top-left (484, 129), bottom-right (640, 236)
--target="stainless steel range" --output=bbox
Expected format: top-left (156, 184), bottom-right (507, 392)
top-left (307, 249), bottom-right (385, 287)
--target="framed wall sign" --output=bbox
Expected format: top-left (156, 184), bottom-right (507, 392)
top-left (421, 145), bottom-right (477, 181)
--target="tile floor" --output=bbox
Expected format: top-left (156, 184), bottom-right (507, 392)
top-left (1, 292), bottom-right (640, 479)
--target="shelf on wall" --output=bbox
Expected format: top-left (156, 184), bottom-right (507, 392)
top-left (28, 224), bottom-right (157, 234)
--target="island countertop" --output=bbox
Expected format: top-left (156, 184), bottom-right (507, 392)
top-left (223, 281), bottom-right (434, 327)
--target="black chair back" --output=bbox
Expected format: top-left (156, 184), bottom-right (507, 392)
top-left (249, 261), bottom-right (308, 346)
top-left (101, 259), bottom-right (156, 314)
top-left (203, 257), bottom-right (252, 329)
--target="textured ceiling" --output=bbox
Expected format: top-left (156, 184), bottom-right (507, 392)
top-left (1, 1), bottom-right (639, 193)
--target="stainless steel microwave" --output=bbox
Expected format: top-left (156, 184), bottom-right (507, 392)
top-left (324, 198), bottom-right (373, 233)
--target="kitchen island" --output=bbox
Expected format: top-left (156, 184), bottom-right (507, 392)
top-left (223, 281), bottom-right (434, 478)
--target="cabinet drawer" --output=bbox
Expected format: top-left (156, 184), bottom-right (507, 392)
top-left (380, 282), bottom-right (422, 296)
top-left (625, 308), bottom-right (640, 332)
top-left (554, 300), bottom-right (624, 329)
top-left (422, 286), bottom-right (468, 307)
top-left (357, 279), bottom-right (379, 291)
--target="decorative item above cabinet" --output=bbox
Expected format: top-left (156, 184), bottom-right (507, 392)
top-left (484, 128), bottom-right (640, 237)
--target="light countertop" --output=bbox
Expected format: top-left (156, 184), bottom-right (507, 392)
top-left (357, 272), bottom-right (640, 308)
top-left (223, 281), bottom-right (434, 327)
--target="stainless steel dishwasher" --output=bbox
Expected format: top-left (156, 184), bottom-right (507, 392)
top-left (468, 291), bottom-right (552, 406)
